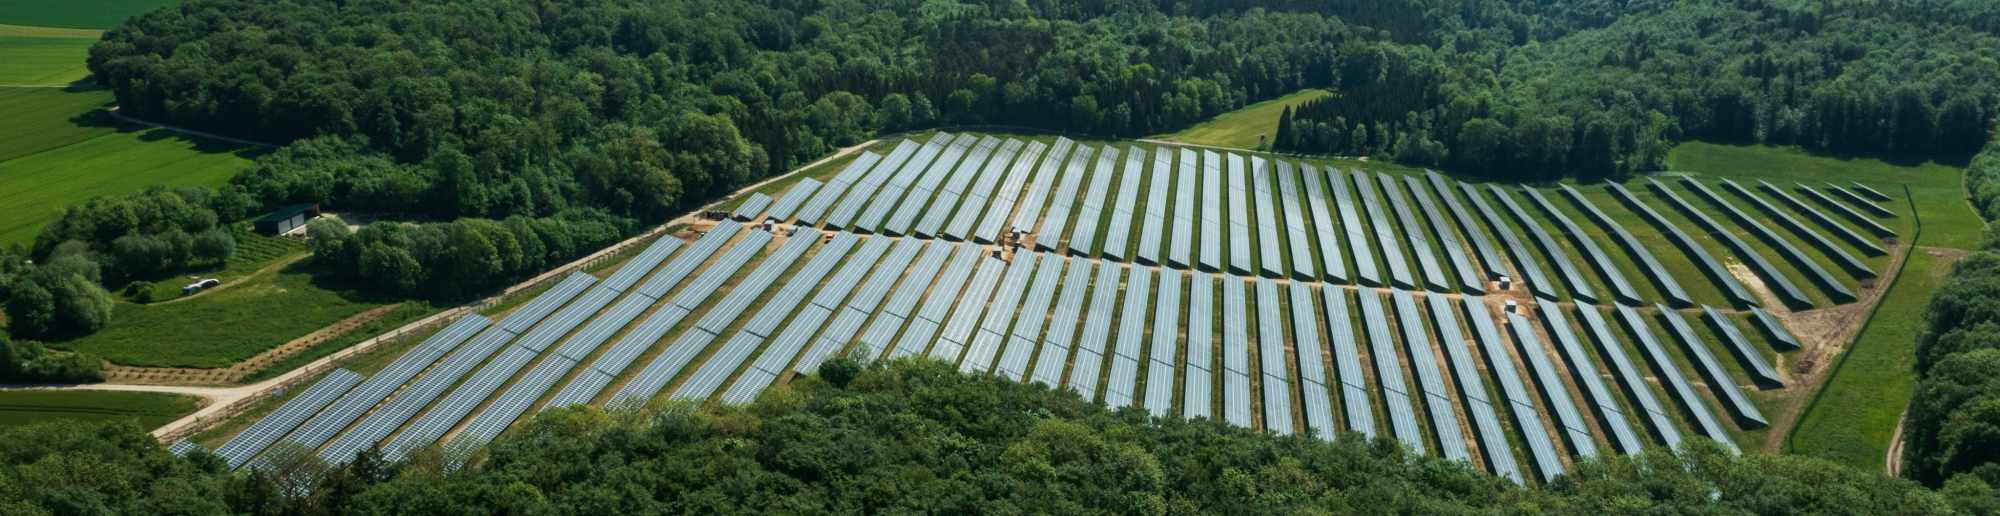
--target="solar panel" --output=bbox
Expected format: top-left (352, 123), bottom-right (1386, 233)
top-left (1031, 255), bottom-right (1095, 387)
top-left (1648, 179), bottom-right (1816, 307)
top-left (1749, 307), bottom-right (1801, 350)
top-left (859, 241), bottom-right (951, 359)
top-left (1352, 171), bottom-right (1413, 288)
top-left (1099, 147), bottom-right (1146, 261)
top-left (960, 250), bottom-right (1042, 374)
top-left (1255, 279), bottom-right (1293, 435)
top-left (1198, 150), bottom-right (1225, 272)
top-left (1010, 137), bottom-right (1077, 234)
top-left (1491, 186), bottom-right (1598, 303)
top-left (1534, 300), bottom-right (1643, 454)
top-left (763, 178), bottom-right (821, 223)
top-left (1659, 305), bottom-right (1768, 427)
top-left (1796, 184), bottom-right (1895, 236)
top-left (1701, 307), bottom-right (1783, 389)
top-left (1825, 183), bottom-right (1897, 218)
top-left (826, 139), bottom-right (925, 230)
top-left (501, 272), bottom-right (598, 333)
top-left (1404, 176), bottom-right (1483, 293)
top-left (1033, 144), bottom-right (1095, 252)
top-left (1144, 270), bottom-right (1183, 417)
top-left (593, 230), bottom-right (796, 405)
top-left (883, 134), bottom-right (979, 235)
top-left (1502, 310), bottom-right (1598, 459)
top-left (600, 235), bottom-right (684, 294)
top-left (1575, 304), bottom-right (1684, 450)
top-left (1105, 267), bottom-right (1153, 409)
top-left (1556, 184), bottom-right (1691, 307)
top-left (852, 135), bottom-right (951, 231)
top-left (273, 316), bottom-right (488, 457)
top-left (792, 151), bottom-right (883, 225)
top-left (712, 237), bottom-right (894, 403)
top-left (640, 233), bottom-right (820, 402)
top-left (1424, 295), bottom-right (1523, 483)
top-left (794, 237), bottom-right (916, 375)
top-left (1462, 183), bottom-right (1558, 300)
top-left (1067, 146), bottom-right (1120, 255)
top-left (1392, 291), bottom-right (1467, 461)
top-left (1184, 275), bottom-right (1216, 419)
top-left (1219, 276), bottom-right (1253, 427)
top-left (915, 136), bottom-right (1003, 238)
top-left (1322, 288), bottom-right (1374, 438)
top-left (1287, 284), bottom-right (1335, 441)
top-left (1614, 305), bottom-right (1737, 451)
top-left (1249, 158), bottom-right (1286, 278)
top-left (1274, 162), bottom-right (1318, 280)
top-left (322, 325), bottom-right (519, 465)
top-left (1849, 182), bottom-right (1892, 202)
top-left (1426, 171), bottom-right (1508, 280)
top-left (1356, 291), bottom-right (1421, 453)
top-left (378, 346), bottom-right (536, 463)
top-left (1522, 187), bottom-right (1641, 305)
top-left (168, 440), bottom-right (204, 458)
top-left (929, 254), bottom-right (1009, 364)
top-left (1300, 164), bottom-right (1349, 283)
top-left (1461, 297), bottom-right (1565, 482)
top-left (893, 243), bottom-right (985, 359)
top-left (730, 193), bottom-right (773, 222)
top-left (1380, 174), bottom-right (1449, 292)
top-left (1719, 179), bottom-right (1876, 278)
top-left (943, 139), bottom-right (1027, 241)
top-left (971, 140), bottom-right (1050, 243)
top-left (1224, 154), bottom-right (1254, 275)
top-left (453, 353), bottom-right (580, 446)
top-left (1690, 178), bottom-right (1861, 298)
top-left (997, 254), bottom-right (1066, 380)
top-left (215, 368), bottom-right (364, 469)
top-left (1608, 183), bottom-right (1758, 308)
top-left (1134, 146), bottom-right (1171, 265)
top-left (635, 220), bottom-right (743, 300)
top-left (1757, 180), bottom-right (1886, 256)
top-left (1067, 262), bottom-right (1123, 400)
top-left (1168, 148), bottom-right (1197, 268)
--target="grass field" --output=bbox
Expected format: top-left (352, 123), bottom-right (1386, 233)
top-left (0, 88), bottom-right (262, 248)
top-left (0, 390), bottom-right (199, 429)
top-left (1787, 249), bottom-right (1948, 471)
top-left (0, 0), bottom-right (179, 29)
top-left (1666, 142), bottom-right (1977, 250)
top-left (52, 261), bottom-right (399, 368)
top-left (0, 24), bottom-right (101, 85)
top-left (1152, 89), bottom-right (1331, 150)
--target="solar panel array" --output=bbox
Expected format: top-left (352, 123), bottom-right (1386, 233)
top-left (1684, 179), bottom-right (1857, 302)
top-left (1645, 180), bottom-right (1810, 308)
top-left (214, 134), bottom-right (1862, 483)
top-left (1758, 180), bottom-right (1886, 256)
top-left (1825, 183), bottom-right (1897, 218)
top-left (1607, 183), bottom-right (1756, 307)
top-left (215, 368), bottom-right (364, 468)
top-left (1796, 183), bottom-right (1895, 237)
top-left (1719, 179), bottom-right (1876, 277)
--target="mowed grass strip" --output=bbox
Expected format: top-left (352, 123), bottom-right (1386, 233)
top-left (52, 261), bottom-right (397, 368)
top-left (1787, 249), bottom-right (1948, 471)
top-left (0, 90), bottom-right (261, 247)
top-left (0, 390), bottom-right (200, 429)
top-left (1154, 89), bottom-right (1330, 150)
top-left (0, 24), bottom-right (101, 85)
top-left (0, 0), bottom-right (180, 29)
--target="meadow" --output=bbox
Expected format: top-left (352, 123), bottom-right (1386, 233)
top-left (1152, 89), bottom-right (1331, 150)
top-left (0, 390), bottom-right (199, 429)
top-left (0, 0), bottom-right (181, 29)
top-left (0, 24), bottom-right (100, 85)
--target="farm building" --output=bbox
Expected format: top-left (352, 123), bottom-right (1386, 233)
top-left (253, 204), bottom-right (320, 235)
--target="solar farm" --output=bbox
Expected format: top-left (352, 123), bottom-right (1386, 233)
top-left (211, 132), bottom-right (1909, 483)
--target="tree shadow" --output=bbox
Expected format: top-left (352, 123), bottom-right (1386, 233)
top-left (65, 106), bottom-right (270, 160)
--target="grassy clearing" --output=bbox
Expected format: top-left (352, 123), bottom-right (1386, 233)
top-left (0, 0), bottom-right (180, 29)
top-left (0, 390), bottom-right (199, 429)
top-left (0, 88), bottom-right (263, 248)
top-left (0, 24), bottom-right (101, 85)
top-left (1666, 142), bottom-right (1972, 250)
top-left (51, 261), bottom-right (399, 368)
top-left (1787, 249), bottom-right (1948, 471)
top-left (1153, 89), bottom-right (1331, 150)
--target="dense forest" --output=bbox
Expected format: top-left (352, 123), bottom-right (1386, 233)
top-left (1272, 0), bottom-right (2000, 179)
top-left (1910, 137), bottom-right (2000, 490)
top-left (4, 359), bottom-right (1995, 514)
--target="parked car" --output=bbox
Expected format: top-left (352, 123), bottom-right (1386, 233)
top-left (182, 278), bottom-right (221, 295)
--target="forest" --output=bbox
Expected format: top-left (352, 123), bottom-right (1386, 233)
top-left (4, 358), bottom-right (1995, 514)
top-left (1909, 137), bottom-right (2000, 490)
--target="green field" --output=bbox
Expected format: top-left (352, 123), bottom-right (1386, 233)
top-left (1153, 89), bottom-right (1331, 150)
top-left (0, 24), bottom-right (101, 85)
top-left (0, 88), bottom-right (261, 248)
top-left (0, 390), bottom-right (199, 429)
top-left (1666, 142), bottom-right (1978, 250)
top-left (1788, 249), bottom-right (1947, 471)
top-left (52, 261), bottom-right (399, 368)
top-left (0, 0), bottom-right (179, 29)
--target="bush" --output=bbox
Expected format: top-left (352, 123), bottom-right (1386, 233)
top-left (0, 333), bottom-right (103, 383)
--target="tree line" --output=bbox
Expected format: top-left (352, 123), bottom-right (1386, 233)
top-left (1907, 135), bottom-right (2000, 490)
top-left (4, 358), bottom-right (1995, 514)
top-left (1272, 0), bottom-right (2000, 180)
